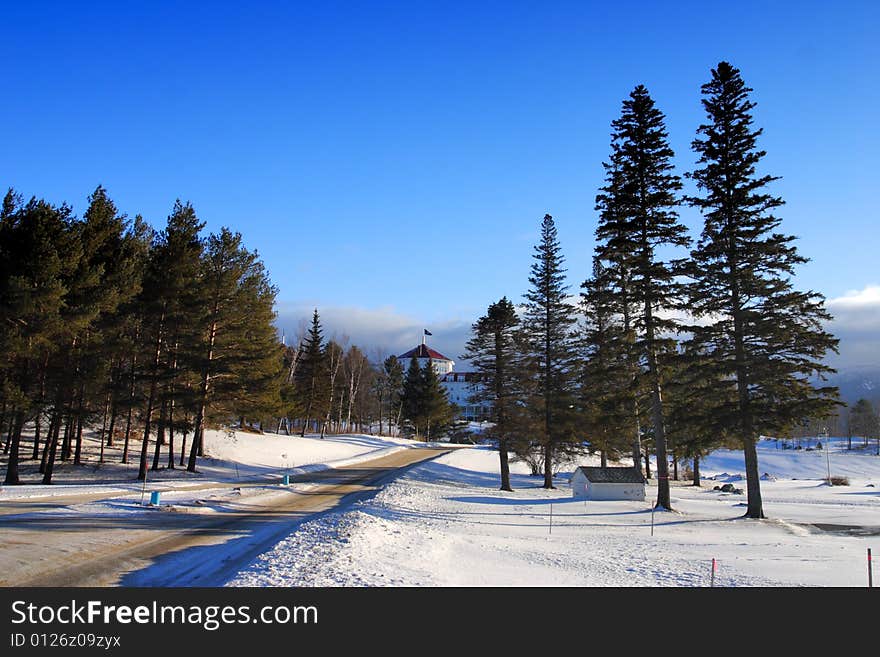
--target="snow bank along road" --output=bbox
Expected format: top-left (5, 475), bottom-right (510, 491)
top-left (0, 447), bottom-right (451, 587)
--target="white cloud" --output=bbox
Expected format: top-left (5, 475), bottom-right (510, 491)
top-left (273, 283), bottom-right (880, 373)
top-left (274, 302), bottom-right (474, 365)
top-left (825, 285), bottom-right (880, 369)
top-left (827, 285), bottom-right (880, 308)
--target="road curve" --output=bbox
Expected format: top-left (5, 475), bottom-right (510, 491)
top-left (0, 447), bottom-right (450, 587)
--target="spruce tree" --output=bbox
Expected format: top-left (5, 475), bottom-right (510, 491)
top-left (295, 309), bottom-right (330, 436)
top-left (420, 358), bottom-right (452, 441)
top-left (402, 356), bottom-right (424, 438)
top-left (686, 62), bottom-right (839, 518)
top-left (520, 214), bottom-right (578, 489)
top-left (594, 85), bottom-right (690, 509)
top-left (461, 296), bottom-right (520, 491)
top-left (383, 355), bottom-right (404, 436)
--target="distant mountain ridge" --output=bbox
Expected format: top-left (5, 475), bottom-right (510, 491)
top-left (825, 367), bottom-right (880, 404)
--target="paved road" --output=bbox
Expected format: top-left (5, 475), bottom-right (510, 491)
top-left (0, 447), bottom-right (449, 587)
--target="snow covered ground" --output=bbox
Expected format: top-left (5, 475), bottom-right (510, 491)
top-left (228, 438), bottom-right (880, 587)
top-left (0, 428), bottom-right (420, 504)
top-left (3, 429), bottom-right (879, 587)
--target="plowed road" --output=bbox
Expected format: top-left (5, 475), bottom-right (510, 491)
top-left (0, 447), bottom-right (450, 587)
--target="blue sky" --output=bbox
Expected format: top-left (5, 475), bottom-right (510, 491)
top-left (2, 1), bottom-right (878, 364)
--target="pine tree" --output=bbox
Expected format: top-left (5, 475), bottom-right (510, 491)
top-left (295, 309), bottom-right (329, 436)
top-left (383, 355), bottom-right (404, 436)
top-left (461, 296), bottom-right (520, 491)
top-left (520, 214), bottom-right (579, 489)
top-left (118, 215), bottom-right (153, 464)
top-left (1, 194), bottom-right (76, 484)
top-left (686, 62), bottom-right (839, 518)
top-left (137, 201), bottom-right (204, 481)
top-left (848, 399), bottom-right (879, 454)
top-left (419, 358), bottom-right (452, 441)
top-left (402, 356), bottom-right (424, 438)
top-left (188, 229), bottom-right (261, 469)
top-left (70, 186), bottom-right (135, 466)
top-left (594, 85), bottom-right (690, 509)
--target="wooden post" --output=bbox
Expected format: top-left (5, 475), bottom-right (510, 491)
top-left (710, 558), bottom-right (716, 587)
top-left (549, 503), bottom-right (553, 535)
top-left (869, 548), bottom-right (873, 588)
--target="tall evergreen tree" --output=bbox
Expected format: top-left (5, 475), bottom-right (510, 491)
top-left (401, 356), bottom-right (424, 437)
top-left (685, 62), bottom-right (839, 518)
top-left (594, 85), bottom-right (690, 509)
top-left (137, 201), bottom-right (204, 481)
top-left (520, 214), bottom-right (579, 489)
top-left (383, 355), bottom-right (405, 436)
top-left (1, 195), bottom-right (77, 484)
top-left (295, 309), bottom-right (329, 436)
top-left (461, 296), bottom-right (520, 491)
top-left (187, 229), bottom-right (281, 470)
top-left (419, 358), bottom-right (452, 441)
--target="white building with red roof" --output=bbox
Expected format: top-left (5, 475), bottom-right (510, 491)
top-left (397, 342), bottom-right (455, 375)
top-left (397, 339), bottom-right (491, 422)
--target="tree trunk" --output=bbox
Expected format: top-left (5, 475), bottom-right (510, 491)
top-left (644, 450), bottom-right (651, 479)
top-left (107, 394), bottom-right (119, 447)
top-left (152, 396), bottom-right (167, 471)
top-left (498, 438), bottom-right (512, 491)
top-left (692, 455), bottom-right (701, 486)
top-left (734, 306), bottom-right (764, 519)
top-left (543, 442), bottom-right (554, 489)
top-left (0, 404), bottom-right (7, 454)
top-left (32, 413), bottom-right (41, 460)
top-left (3, 411), bottom-right (25, 484)
top-left (2, 412), bottom-right (12, 454)
top-left (106, 402), bottom-right (118, 449)
top-left (122, 349), bottom-right (137, 464)
top-left (644, 297), bottom-right (671, 510)
top-left (40, 412), bottom-right (59, 475)
top-left (621, 285), bottom-right (642, 475)
top-left (61, 413), bottom-right (72, 461)
top-left (378, 392), bottom-right (384, 436)
top-left (166, 379), bottom-right (175, 469)
top-left (121, 404), bottom-right (133, 464)
top-left (72, 411), bottom-right (84, 466)
top-left (179, 427), bottom-right (188, 467)
top-left (140, 312), bottom-right (167, 480)
top-left (42, 411), bottom-right (63, 484)
top-left (99, 393), bottom-right (111, 464)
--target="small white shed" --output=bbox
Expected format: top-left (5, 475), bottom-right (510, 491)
top-left (571, 466), bottom-right (646, 501)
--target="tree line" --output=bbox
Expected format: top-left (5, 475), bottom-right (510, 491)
top-left (463, 62), bottom-right (839, 519)
top-left (0, 184), bottom-right (461, 486)
top-left (0, 189), bottom-right (283, 484)
top-left (281, 309), bottom-right (454, 441)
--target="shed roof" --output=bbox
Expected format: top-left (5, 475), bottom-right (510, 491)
top-left (576, 466), bottom-right (646, 484)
